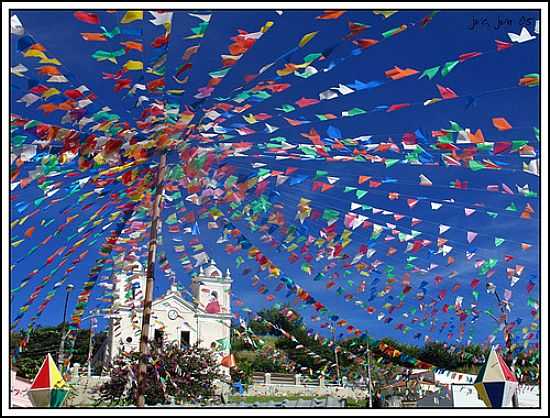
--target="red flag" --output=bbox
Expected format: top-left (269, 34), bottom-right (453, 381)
top-left (74, 11), bottom-right (100, 25)
top-left (495, 39), bottom-right (512, 51)
top-left (353, 38), bottom-right (379, 49)
top-left (316, 10), bottom-right (345, 20)
top-left (458, 51), bottom-right (482, 62)
top-left (387, 103), bottom-right (411, 112)
top-left (436, 84), bottom-right (458, 99)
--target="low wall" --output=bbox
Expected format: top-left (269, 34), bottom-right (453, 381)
top-left (245, 383), bottom-right (367, 400)
top-left (65, 374), bottom-right (231, 407)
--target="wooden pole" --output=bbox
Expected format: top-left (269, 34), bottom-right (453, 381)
top-left (136, 151), bottom-right (167, 407)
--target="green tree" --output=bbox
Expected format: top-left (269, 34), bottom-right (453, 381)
top-left (97, 342), bottom-right (223, 406)
top-left (10, 324), bottom-right (99, 379)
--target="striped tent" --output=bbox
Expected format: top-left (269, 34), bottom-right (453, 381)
top-left (27, 353), bottom-right (69, 407)
top-left (474, 347), bottom-right (518, 407)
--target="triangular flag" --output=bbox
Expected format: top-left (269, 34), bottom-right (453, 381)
top-left (11, 14), bottom-right (25, 36)
top-left (121, 10), bottom-right (143, 24)
top-left (495, 237), bottom-right (504, 247)
top-left (419, 66), bottom-right (440, 80)
top-left (419, 174), bottom-right (432, 186)
top-left (441, 60), bottom-right (459, 77)
top-left (496, 40), bottom-right (512, 51)
top-left (437, 84), bottom-right (459, 99)
top-left (299, 31), bottom-right (318, 48)
top-left (492, 117), bottom-right (512, 131)
top-left (439, 225), bottom-right (450, 235)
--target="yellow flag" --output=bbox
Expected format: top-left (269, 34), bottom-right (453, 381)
top-left (42, 88), bottom-right (61, 99)
top-left (299, 31), bottom-right (318, 48)
top-left (261, 21), bottom-right (274, 33)
top-left (373, 10), bottom-right (398, 19)
top-left (23, 49), bottom-right (47, 59)
top-left (11, 239), bottom-right (24, 247)
top-left (242, 114), bottom-right (257, 124)
top-left (39, 56), bottom-right (62, 65)
top-left (121, 10), bottom-right (143, 24)
top-left (123, 60), bottom-right (143, 71)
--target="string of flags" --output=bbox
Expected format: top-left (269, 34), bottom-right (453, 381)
top-left (10, 9), bottom-right (539, 382)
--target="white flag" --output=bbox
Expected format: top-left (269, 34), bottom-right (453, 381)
top-left (11, 15), bottom-right (24, 36)
top-left (149, 11), bottom-right (173, 26)
top-left (10, 64), bottom-right (28, 77)
top-left (507, 27), bottom-right (536, 43)
top-left (17, 93), bottom-right (40, 107)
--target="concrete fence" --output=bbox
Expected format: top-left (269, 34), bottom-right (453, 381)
top-left (252, 372), bottom-right (343, 387)
top-left (246, 372), bottom-right (367, 400)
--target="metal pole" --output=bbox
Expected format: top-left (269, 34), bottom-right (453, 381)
top-left (331, 323), bottom-right (341, 386)
top-left (86, 312), bottom-right (99, 378)
top-left (366, 339), bottom-right (373, 407)
top-left (493, 291), bottom-right (519, 407)
top-left (136, 151), bottom-right (167, 407)
top-left (57, 284), bottom-right (74, 372)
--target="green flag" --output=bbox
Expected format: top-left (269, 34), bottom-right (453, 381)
top-left (441, 60), bottom-right (459, 77)
top-left (419, 66), bottom-right (440, 80)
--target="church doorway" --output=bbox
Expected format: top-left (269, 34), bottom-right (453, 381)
top-left (180, 331), bottom-right (190, 348)
top-left (154, 329), bottom-right (164, 345)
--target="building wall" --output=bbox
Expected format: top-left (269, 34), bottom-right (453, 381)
top-left (151, 296), bottom-right (200, 346)
top-left (108, 305), bottom-right (199, 360)
top-left (197, 315), bottom-right (231, 350)
top-left (107, 260), bottom-right (232, 371)
top-left (108, 301), bottom-right (231, 364)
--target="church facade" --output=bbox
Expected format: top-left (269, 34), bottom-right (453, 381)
top-left (105, 255), bottom-right (232, 368)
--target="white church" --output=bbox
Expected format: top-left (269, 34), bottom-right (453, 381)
top-left (105, 253), bottom-right (232, 368)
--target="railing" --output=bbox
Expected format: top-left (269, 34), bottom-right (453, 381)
top-left (250, 372), bottom-right (357, 388)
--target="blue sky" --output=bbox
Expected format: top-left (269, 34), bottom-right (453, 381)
top-left (10, 9), bottom-right (540, 349)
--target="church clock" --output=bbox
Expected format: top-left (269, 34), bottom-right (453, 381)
top-left (168, 310), bottom-right (178, 320)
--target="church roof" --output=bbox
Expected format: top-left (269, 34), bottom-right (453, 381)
top-left (203, 259), bottom-right (223, 278)
top-left (152, 287), bottom-right (197, 313)
top-left (195, 259), bottom-right (231, 281)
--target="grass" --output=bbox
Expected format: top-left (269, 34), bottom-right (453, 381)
top-left (228, 394), bottom-right (317, 404)
top-left (345, 398), bottom-right (371, 408)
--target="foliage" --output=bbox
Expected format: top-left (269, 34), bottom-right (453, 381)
top-left (240, 307), bottom-right (339, 378)
top-left (231, 309), bottom-right (540, 385)
top-left (10, 325), bottom-right (106, 379)
top-left (231, 343), bottom-right (296, 385)
top-left (97, 342), bottom-right (223, 406)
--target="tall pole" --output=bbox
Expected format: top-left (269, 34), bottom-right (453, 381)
top-left (86, 310), bottom-right (100, 378)
top-left (493, 291), bottom-right (519, 407)
top-left (57, 284), bottom-right (74, 372)
top-left (366, 338), bottom-right (373, 407)
top-left (136, 151), bottom-right (168, 407)
top-left (331, 322), bottom-right (341, 386)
